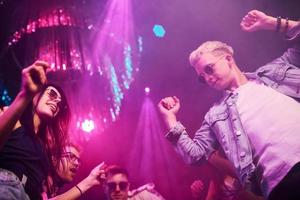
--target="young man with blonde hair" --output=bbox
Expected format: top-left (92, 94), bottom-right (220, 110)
top-left (159, 10), bottom-right (300, 200)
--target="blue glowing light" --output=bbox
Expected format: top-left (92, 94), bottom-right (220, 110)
top-left (153, 24), bottom-right (166, 38)
top-left (107, 58), bottom-right (123, 121)
top-left (0, 88), bottom-right (12, 106)
top-left (123, 44), bottom-right (133, 89)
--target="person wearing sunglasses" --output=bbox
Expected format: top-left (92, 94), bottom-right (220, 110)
top-left (158, 10), bottom-right (300, 200)
top-left (104, 165), bottom-right (165, 200)
top-left (103, 165), bottom-right (130, 200)
top-left (0, 61), bottom-right (70, 200)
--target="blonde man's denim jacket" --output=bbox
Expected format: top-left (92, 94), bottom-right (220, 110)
top-left (166, 23), bottom-right (300, 188)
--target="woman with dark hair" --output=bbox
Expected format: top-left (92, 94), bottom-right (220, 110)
top-left (0, 61), bottom-right (71, 200)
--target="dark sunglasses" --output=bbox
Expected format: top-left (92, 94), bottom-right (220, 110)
top-left (198, 64), bottom-right (215, 84)
top-left (107, 181), bottom-right (129, 191)
top-left (197, 56), bottom-right (225, 84)
top-left (62, 152), bottom-right (81, 164)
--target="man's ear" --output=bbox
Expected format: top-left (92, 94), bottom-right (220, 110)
top-left (225, 54), bottom-right (232, 62)
top-left (225, 54), bottom-right (234, 67)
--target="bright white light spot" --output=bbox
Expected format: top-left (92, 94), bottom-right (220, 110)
top-left (81, 119), bottom-right (95, 133)
top-left (144, 87), bottom-right (150, 95)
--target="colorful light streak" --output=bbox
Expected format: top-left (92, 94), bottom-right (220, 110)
top-left (92, 0), bottom-right (141, 125)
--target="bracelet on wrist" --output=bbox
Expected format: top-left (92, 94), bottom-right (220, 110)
top-left (276, 16), bottom-right (281, 32)
top-left (284, 17), bottom-right (289, 33)
top-left (75, 185), bottom-right (83, 196)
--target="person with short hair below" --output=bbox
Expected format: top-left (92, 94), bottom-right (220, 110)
top-left (0, 61), bottom-right (70, 200)
top-left (158, 10), bottom-right (300, 200)
top-left (104, 165), bottom-right (165, 200)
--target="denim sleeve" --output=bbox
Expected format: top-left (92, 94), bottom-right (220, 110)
top-left (166, 121), bottom-right (217, 165)
top-left (255, 22), bottom-right (300, 95)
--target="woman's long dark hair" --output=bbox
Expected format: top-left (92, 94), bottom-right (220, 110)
top-left (20, 83), bottom-right (71, 169)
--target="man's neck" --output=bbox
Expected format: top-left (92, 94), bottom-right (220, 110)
top-left (227, 69), bottom-right (248, 92)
